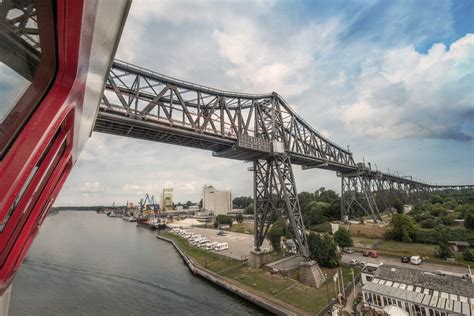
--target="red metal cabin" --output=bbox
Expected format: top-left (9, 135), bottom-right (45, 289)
top-left (0, 0), bottom-right (130, 302)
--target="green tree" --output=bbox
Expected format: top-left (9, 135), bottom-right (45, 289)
top-left (434, 226), bottom-right (453, 259)
top-left (386, 214), bottom-right (418, 242)
top-left (440, 214), bottom-right (456, 226)
top-left (232, 196), bottom-right (253, 209)
top-left (465, 212), bottom-right (474, 230)
top-left (431, 194), bottom-right (444, 204)
top-left (420, 218), bottom-right (435, 228)
top-left (244, 203), bottom-right (254, 214)
top-left (334, 227), bottom-right (353, 249)
top-left (235, 213), bottom-right (244, 224)
top-left (436, 240), bottom-right (453, 259)
top-left (393, 199), bottom-right (404, 214)
top-left (215, 215), bottom-right (233, 228)
top-left (186, 201), bottom-right (193, 207)
top-left (459, 205), bottom-right (474, 219)
top-left (298, 191), bottom-right (315, 208)
top-left (304, 201), bottom-right (330, 227)
top-left (308, 233), bottom-right (339, 268)
top-left (463, 249), bottom-right (474, 262)
top-left (428, 204), bottom-right (448, 217)
top-left (267, 220), bottom-right (285, 252)
top-left (315, 188), bottom-right (339, 204)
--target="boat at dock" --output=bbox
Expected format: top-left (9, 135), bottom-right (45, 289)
top-left (136, 216), bottom-right (167, 230)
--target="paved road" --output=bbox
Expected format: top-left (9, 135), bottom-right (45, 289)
top-left (341, 253), bottom-right (470, 275)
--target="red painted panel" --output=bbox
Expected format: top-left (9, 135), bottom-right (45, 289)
top-left (0, 0), bottom-right (97, 293)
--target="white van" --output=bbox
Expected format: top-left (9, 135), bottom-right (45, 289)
top-left (410, 256), bottom-right (422, 265)
top-left (205, 242), bottom-right (218, 250)
top-left (215, 242), bottom-right (229, 251)
top-left (188, 234), bottom-right (201, 241)
top-left (197, 239), bottom-right (210, 247)
top-left (191, 237), bottom-right (205, 246)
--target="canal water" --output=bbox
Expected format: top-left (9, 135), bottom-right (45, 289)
top-left (10, 211), bottom-right (264, 315)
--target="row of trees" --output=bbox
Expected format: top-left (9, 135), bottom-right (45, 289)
top-left (386, 213), bottom-right (473, 261)
top-left (298, 188), bottom-right (340, 229)
top-left (232, 196), bottom-right (253, 214)
top-left (233, 187), bottom-right (341, 223)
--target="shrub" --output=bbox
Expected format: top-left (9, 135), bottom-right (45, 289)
top-left (463, 249), bottom-right (474, 262)
top-left (334, 227), bottom-right (353, 249)
top-left (308, 233), bottom-right (339, 268)
top-left (434, 226), bottom-right (453, 260)
top-left (393, 199), bottom-right (404, 214)
top-left (266, 220), bottom-right (285, 252)
top-left (420, 218), bottom-right (435, 229)
top-left (385, 214), bottom-right (418, 242)
top-left (465, 212), bottom-right (474, 230)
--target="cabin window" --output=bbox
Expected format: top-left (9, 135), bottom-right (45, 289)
top-left (0, 0), bottom-right (56, 158)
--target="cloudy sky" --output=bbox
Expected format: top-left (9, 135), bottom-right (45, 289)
top-left (55, 0), bottom-right (474, 206)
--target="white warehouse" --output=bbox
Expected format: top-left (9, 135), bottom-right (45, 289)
top-left (202, 185), bottom-right (232, 216)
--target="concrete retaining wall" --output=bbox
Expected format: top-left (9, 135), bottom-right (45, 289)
top-left (156, 234), bottom-right (297, 316)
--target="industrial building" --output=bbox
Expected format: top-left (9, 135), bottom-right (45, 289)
top-left (361, 264), bottom-right (474, 315)
top-left (161, 188), bottom-right (173, 211)
top-left (202, 185), bottom-right (232, 216)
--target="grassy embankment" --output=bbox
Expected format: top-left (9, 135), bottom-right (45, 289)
top-left (226, 222), bottom-right (254, 234)
top-left (356, 238), bottom-right (473, 266)
top-left (161, 231), bottom-right (358, 315)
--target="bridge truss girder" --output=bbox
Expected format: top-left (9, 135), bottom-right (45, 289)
top-left (340, 172), bottom-right (474, 222)
top-left (253, 155), bottom-right (310, 258)
top-left (341, 175), bottom-right (382, 222)
top-left (94, 60), bottom-right (473, 253)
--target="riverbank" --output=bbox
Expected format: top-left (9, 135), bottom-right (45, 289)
top-left (158, 231), bottom-right (356, 315)
top-left (156, 234), bottom-right (297, 315)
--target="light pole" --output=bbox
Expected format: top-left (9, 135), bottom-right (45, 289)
top-left (324, 273), bottom-right (330, 304)
top-left (340, 267), bottom-right (345, 298)
top-left (351, 268), bottom-right (356, 301)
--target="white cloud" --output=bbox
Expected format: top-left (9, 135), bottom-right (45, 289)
top-left (54, 1), bottom-right (473, 206)
top-left (213, 18), bottom-right (344, 96)
top-left (79, 182), bottom-right (105, 193)
top-left (341, 33), bottom-right (474, 141)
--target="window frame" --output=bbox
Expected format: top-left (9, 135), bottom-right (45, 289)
top-left (0, 1), bottom-right (57, 159)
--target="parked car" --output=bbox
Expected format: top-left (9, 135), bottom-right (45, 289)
top-left (370, 251), bottom-right (380, 258)
top-left (410, 255), bottom-right (422, 265)
top-left (359, 261), bottom-right (367, 267)
top-left (362, 250), bottom-right (370, 257)
top-left (217, 230), bottom-right (226, 236)
top-left (350, 259), bottom-right (359, 266)
top-left (401, 256), bottom-right (410, 263)
top-left (345, 248), bottom-right (354, 254)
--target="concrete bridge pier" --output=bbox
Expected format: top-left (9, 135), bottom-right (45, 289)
top-left (299, 260), bottom-right (326, 288)
top-left (248, 250), bottom-right (274, 268)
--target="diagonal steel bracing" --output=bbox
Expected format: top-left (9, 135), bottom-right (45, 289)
top-left (253, 155), bottom-right (310, 258)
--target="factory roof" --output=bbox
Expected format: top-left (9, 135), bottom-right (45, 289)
top-left (374, 265), bottom-right (474, 298)
top-left (363, 282), bottom-right (473, 314)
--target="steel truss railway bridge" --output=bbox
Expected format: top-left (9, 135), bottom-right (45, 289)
top-left (95, 60), bottom-right (473, 271)
top-left (4, 1), bottom-right (470, 288)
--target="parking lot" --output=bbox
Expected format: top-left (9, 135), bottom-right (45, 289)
top-left (172, 227), bottom-right (271, 260)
